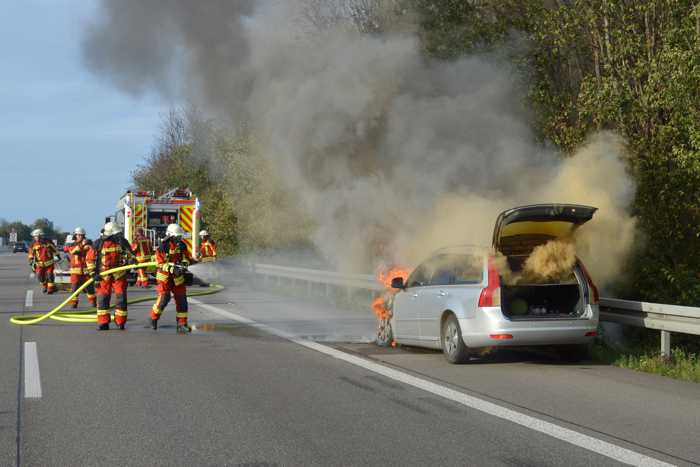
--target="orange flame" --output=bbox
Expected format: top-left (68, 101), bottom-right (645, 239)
top-left (372, 265), bottom-right (411, 321)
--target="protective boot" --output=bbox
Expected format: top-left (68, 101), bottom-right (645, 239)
top-left (176, 324), bottom-right (191, 334)
top-left (151, 319), bottom-right (158, 330)
top-left (97, 323), bottom-right (109, 331)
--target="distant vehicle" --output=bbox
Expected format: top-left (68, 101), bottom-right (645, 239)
top-left (13, 241), bottom-right (28, 253)
top-left (386, 204), bottom-right (600, 363)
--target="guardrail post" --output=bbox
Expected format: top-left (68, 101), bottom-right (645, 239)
top-left (660, 330), bottom-right (671, 358)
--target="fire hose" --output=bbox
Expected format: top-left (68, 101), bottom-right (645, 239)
top-left (9, 262), bottom-right (223, 326)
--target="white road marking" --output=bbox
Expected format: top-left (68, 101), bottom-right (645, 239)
top-left (24, 342), bottom-right (42, 399)
top-left (25, 290), bottom-right (33, 308)
top-left (191, 298), bottom-right (674, 467)
top-left (29, 273), bottom-right (35, 280)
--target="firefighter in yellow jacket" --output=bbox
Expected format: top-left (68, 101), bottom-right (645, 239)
top-left (64, 227), bottom-right (97, 308)
top-left (86, 222), bottom-right (134, 330)
top-left (28, 229), bottom-right (59, 294)
top-left (198, 229), bottom-right (217, 262)
top-left (151, 224), bottom-right (195, 333)
top-left (131, 228), bottom-right (153, 287)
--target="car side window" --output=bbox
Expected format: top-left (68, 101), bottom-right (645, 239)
top-left (406, 262), bottom-right (431, 288)
top-left (428, 254), bottom-right (483, 286)
top-left (428, 255), bottom-right (453, 286)
top-left (451, 254), bottom-right (483, 284)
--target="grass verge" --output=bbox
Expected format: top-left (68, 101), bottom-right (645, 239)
top-left (592, 328), bottom-right (700, 383)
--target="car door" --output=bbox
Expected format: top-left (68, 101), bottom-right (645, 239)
top-left (392, 260), bottom-right (432, 341)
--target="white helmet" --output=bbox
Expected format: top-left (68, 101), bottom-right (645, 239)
top-left (31, 229), bottom-right (44, 238)
top-left (166, 224), bottom-right (185, 238)
top-left (103, 221), bottom-right (121, 237)
top-left (73, 226), bottom-right (86, 236)
top-left (65, 234), bottom-right (74, 244)
top-left (199, 230), bottom-right (209, 237)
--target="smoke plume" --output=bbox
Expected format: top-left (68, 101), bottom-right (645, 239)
top-left (83, 1), bottom-right (637, 287)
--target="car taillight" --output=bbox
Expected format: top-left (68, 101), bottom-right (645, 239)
top-left (577, 260), bottom-right (599, 305)
top-left (479, 257), bottom-right (501, 307)
top-left (489, 334), bottom-right (513, 340)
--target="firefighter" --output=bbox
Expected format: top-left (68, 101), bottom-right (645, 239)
top-left (151, 224), bottom-right (194, 333)
top-left (86, 221), bottom-right (134, 331)
top-left (131, 228), bottom-right (153, 287)
top-left (28, 229), bottom-right (59, 294)
top-left (198, 229), bottom-right (217, 262)
top-left (64, 227), bottom-right (96, 309)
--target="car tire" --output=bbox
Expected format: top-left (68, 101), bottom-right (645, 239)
top-left (375, 317), bottom-right (393, 347)
top-left (441, 314), bottom-right (470, 364)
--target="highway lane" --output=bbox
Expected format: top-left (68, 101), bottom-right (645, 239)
top-left (0, 253), bottom-right (25, 466)
top-left (0, 253), bottom-right (694, 466)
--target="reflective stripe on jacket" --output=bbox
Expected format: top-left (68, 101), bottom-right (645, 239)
top-left (86, 236), bottom-right (134, 278)
top-left (155, 238), bottom-right (193, 285)
top-left (200, 239), bottom-right (217, 259)
top-left (65, 239), bottom-right (93, 275)
top-left (131, 238), bottom-right (153, 263)
top-left (28, 240), bottom-right (56, 267)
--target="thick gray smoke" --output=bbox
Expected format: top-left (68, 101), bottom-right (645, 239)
top-left (83, 1), bottom-right (636, 285)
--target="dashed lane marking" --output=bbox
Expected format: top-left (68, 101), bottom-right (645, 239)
top-left (24, 342), bottom-right (42, 399)
top-left (191, 298), bottom-right (675, 467)
top-left (29, 273), bottom-right (35, 280)
top-left (25, 290), bottom-right (33, 308)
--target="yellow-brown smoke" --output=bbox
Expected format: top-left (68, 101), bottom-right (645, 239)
top-left (521, 240), bottom-right (577, 284)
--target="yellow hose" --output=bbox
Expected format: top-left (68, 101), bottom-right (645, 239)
top-left (10, 262), bottom-right (223, 325)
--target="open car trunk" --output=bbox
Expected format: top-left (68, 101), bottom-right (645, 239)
top-left (492, 204), bottom-right (596, 320)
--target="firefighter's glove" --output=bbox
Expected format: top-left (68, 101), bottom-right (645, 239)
top-left (172, 264), bottom-right (187, 277)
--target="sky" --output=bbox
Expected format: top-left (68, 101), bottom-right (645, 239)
top-left (0, 0), bottom-right (168, 238)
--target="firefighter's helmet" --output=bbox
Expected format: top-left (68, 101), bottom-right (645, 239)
top-left (73, 226), bottom-right (86, 236)
top-left (31, 229), bottom-right (44, 238)
top-left (166, 224), bottom-right (185, 238)
top-left (199, 230), bottom-right (209, 237)
top-left (103, 221), bottom-right (121, 237)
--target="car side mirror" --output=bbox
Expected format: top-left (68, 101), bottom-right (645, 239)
top-left (391, 277), bottom-right (405, 290)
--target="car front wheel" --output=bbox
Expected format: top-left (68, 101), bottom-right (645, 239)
top-left (441, 314), bottom-right (470, 364)
top-left (375, 317), bottom-right (393, 347)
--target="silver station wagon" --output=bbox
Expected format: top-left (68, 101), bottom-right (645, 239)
top-left (386, 204), bottom-right (600, 363)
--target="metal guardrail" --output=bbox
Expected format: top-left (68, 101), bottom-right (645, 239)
top-left (599, 298), bottom-right (700, 356)
top-left (252, 263), bottom-right (700, 356)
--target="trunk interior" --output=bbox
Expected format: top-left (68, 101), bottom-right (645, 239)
top-left (500, 255), bottom-right (584, 320)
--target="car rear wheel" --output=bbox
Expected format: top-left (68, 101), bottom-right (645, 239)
top-left (375, 317), bottom-right (393, 347)
top-left (441, 314), bottom-right (470, 364)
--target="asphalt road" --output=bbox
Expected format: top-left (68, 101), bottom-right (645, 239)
top-left (1, 253), bottom-right (698, 466)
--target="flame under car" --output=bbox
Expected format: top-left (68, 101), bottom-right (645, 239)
top-left (387, 204), bottom-right (600, 363)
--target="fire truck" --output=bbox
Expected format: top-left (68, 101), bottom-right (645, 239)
top-left (111, 188), bottom-right (202, 255)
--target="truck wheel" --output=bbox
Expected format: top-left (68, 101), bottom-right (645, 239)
top-left (441, 314), bottom-right (470, 364)
top-left (375, 317), bottom-right (393, 347)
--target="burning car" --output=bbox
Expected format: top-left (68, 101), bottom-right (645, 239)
top-left (384, 204), bottom-right (600, 363)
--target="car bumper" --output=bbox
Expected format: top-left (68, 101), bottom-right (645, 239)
top-left (459, 305), bottom-right (599, 348)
